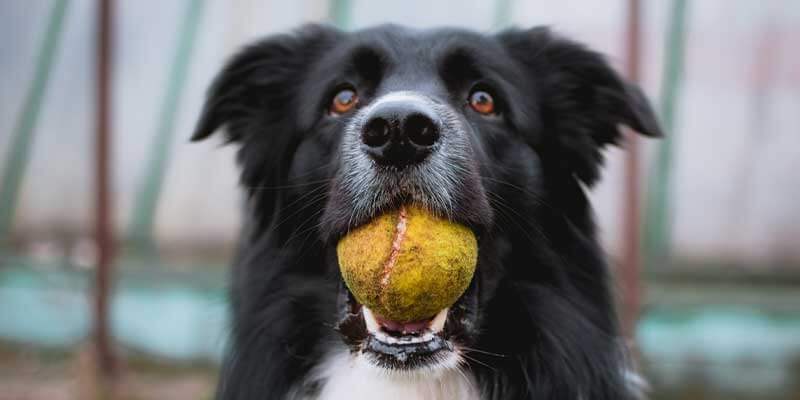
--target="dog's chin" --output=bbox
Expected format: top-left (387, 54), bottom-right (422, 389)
top-left (335, 279), bottom-right (478, 373)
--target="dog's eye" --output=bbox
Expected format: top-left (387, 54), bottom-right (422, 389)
top-left (330, 88), bottom-right (359, 115)
top-left (468, 90), bottom-right (495, 115)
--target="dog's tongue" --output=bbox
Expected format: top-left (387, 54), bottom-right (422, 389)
top-left (374, 312), bottom-right (433, 335)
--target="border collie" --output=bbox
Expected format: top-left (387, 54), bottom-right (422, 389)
top-left (192, 24), bottom-right (662, 400)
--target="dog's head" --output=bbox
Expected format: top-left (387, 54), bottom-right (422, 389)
top-left (193, 24), bottom-right (660, 375)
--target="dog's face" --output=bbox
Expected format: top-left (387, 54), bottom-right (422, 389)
top-left (193, 24), bottom-right (660, 376)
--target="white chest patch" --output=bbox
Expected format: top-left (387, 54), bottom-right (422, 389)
top-left (297, 351), bottom-right (480, 400)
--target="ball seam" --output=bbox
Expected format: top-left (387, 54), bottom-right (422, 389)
top-left (379, 205), bottom-right (408, 300)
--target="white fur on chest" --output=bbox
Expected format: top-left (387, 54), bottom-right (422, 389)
top-left (303, 351), bottom-right (480, 400)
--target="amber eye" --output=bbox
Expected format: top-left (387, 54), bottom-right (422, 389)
top-left (330, 88), bottom-right (358, 115)
top-left (468, 90), bottom-right (495, 115)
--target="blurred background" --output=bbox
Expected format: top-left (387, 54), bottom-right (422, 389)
top-left (1, 0), bottom-right (799, 399)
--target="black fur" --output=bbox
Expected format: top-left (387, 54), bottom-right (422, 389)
top-left (193, 24), bottom-right (661, 400)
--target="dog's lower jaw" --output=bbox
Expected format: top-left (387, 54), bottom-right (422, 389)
top-left (288, 349), bottom-right (480, 400)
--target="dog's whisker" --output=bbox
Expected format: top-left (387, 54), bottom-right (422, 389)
top-left (284, 206), bottom-right (327, 249)
top-left (487, 190), bottom-right (550, 237)
top-left (245, 178), bottom-right (332, 191)
top-left (271, 188), bottom-right (330, 232)
top-left (276, 184), bottom-right (329, 215)
top-left (480, 175), bottom-right (546, 202)
top-left (251, 161), bottom-right (338, 189)
top-left (482, 176), bottom-right (563, 215)
top-left (486, 191), bottom-right (583, 280)
top-left (245, 183), bottom-right (328, 193)
top-left (459, 351), bottom-right (497, 373)
top-left (486, 191), bottom-right (550, 247)
top-left (458, 345), bottom-right (507, 358)
top-left (291, 218), bottom-right (327, 255)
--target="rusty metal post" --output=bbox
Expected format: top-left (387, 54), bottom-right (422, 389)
top-left (620, 0), bottom-right (643, 343)
top-left (95, 0), bottom-right (117, 377)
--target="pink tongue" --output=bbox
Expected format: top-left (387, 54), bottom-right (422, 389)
top-left (375, 313), bottom-right (433, 335)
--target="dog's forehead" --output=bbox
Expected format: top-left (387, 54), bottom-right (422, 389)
top-left (347, 25), bottom-right (500, 66)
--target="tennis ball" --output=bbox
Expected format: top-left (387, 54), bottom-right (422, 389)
top-left (336, 205), bottom-right (477, 323)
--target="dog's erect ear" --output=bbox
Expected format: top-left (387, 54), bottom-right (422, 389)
top-left (498, 27), bottom-right (662, 186)
top-left (191, 24), bottom-right (341, 142)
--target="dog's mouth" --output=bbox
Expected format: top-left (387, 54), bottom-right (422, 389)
top-left (335, 280), bottom-right (477, 371)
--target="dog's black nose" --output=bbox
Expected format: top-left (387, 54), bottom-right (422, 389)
top-left (361, 102), bottom-right (440, 167)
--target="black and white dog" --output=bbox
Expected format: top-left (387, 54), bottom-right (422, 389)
top-left (192, 24), bottom-right (661, 400)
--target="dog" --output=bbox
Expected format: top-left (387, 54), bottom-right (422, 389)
top-left (192, 24), bottom-right (662, 400)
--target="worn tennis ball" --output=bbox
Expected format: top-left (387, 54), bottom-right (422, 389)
top-left (337, 204), bottom-right (477, 323)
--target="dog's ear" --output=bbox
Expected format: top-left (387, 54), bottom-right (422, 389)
top-left (498, 27), bottom-right (662, 186)
top-left (191, 24), bottom-right (341, 142)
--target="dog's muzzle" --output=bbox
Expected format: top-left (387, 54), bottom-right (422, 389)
top-left (327, 91), bottom-right (491, 371)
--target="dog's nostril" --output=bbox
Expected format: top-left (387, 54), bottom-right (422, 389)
top-left (360, 100), bottom-right (442, 167)
top-left (362, 118), bottom-right (391, 147)
top-left (405, 114), bottom-right (439, 147)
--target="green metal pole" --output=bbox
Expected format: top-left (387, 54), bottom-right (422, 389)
top-left (644, 0), bottom-right (688, 267)
top-left (127, 0), bottom-right (205, 251)
top-left (493, 0), bottom-right (514, 30)
top-left (328, 0), bottom-right (352, 29)
top-left (0, 0), bottom-right (69, 249)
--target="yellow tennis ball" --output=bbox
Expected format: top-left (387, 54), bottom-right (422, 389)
top-left (336, 204), bottom-right (478, 323)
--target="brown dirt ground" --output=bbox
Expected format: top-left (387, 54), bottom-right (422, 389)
top-left (0, 343), bottom-right (215, 400)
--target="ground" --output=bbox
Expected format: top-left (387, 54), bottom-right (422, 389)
top-left (0, 344), bottom-right (214, 400)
